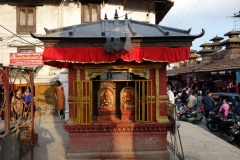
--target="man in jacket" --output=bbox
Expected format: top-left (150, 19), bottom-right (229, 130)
top-left (202, 91), bottom-right (215, 123)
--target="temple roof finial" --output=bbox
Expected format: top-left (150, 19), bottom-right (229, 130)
top-left (114, 9), bottom-right (119, 19)
top-left (104, 13), bottom-right (108, 20)
top-left (125, 13), bottom-right (128, 20)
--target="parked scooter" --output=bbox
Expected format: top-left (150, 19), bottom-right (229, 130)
top-left (228, 121), bottom-right (240, 146)
top-left (176, 104), bottom-right (203, 124)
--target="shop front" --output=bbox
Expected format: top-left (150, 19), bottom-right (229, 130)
top-left (31, 12), bottom-right (204, 159)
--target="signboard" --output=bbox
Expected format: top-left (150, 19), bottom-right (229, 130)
top-left (167, 103), bottom-right (177, 135)
top-left (167, 104), bottom-right (176, 122)
top-left (10, 53), bottom-right (43, 66)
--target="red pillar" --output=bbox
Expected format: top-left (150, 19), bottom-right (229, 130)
top-left (68, 65), bottom-right (76, 118)
top-left (159, 64), bottom-right (168, 117)
top-left (3, 67), bottom-right (10, 134)
top-left (150, 68), bottom-right (156, 122)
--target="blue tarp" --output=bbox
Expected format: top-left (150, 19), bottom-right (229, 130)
top-left (236, 72), bottom-right (240, 82)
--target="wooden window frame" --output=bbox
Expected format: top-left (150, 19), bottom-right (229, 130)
top-left (17, 46), bottom-right (35, 53)
top-left (81, 3), bottom-right (100, 23)
top-left (16, 7), bottom-right (36, 35)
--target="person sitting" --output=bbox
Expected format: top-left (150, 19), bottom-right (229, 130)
top-left (219, 99), bottom-right (230, 120)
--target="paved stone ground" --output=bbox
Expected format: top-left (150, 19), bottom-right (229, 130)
top-left (23, 115), bottom-right (68, 160)
top-left (1, 116), bottom-right (239, 160)
top-left (170, 122), bottom-right (240, 160)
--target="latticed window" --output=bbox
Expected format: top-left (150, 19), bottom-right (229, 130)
top-left (73, 80), bottom-right (153, 125)
top-left (17, 46), bottom-right (35, 53)
top-left (16, 7), bottom-right (36, 34)
top-left (81, 3), bottom-right (100, 23)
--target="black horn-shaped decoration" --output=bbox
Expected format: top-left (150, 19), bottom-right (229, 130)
top-left (114, 9), bottom-right (119, 19)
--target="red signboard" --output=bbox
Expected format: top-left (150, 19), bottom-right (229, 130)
top-left (10, 53), bottom-right (43, 66)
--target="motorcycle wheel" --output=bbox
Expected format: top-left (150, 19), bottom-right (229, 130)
top-left (193, 116), bottom-right (203, 124)
top-left (207, 121), bottom-right (219, 132)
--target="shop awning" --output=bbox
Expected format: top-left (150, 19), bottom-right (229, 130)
top-left (43, 46), bottom-right (190, 68)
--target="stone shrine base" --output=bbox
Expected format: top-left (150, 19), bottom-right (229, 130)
top-left (67, 150), bottom-right (170, 159)
top-left (63, 121), bottom-right (173, 159)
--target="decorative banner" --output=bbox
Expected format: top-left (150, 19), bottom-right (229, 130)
top-left (10, 53), bottom-right (43, 66)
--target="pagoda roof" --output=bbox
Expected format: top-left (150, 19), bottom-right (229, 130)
top-left (199, 43), bottom-right (213, 47)
top-left (209, 36), bottom-right (224, 41)
top-left (197, 49), bottom-right (216, 54)
top-left (220, 38), bottom-right (240, 44)
top-left (167, 49), bottom-right (240, 75)
top-left (166, 55), bottom-right (240, 75)
top-left (167, 63), bottom-right (207, 75)
top-left (224, 30), bottom-right (240, 37)
top-left (195, 56), bottom-right (240, 73)
top-left (31, 16), bottom-right (204, 44)
top-left (31, 11), bottom-right (204, 68)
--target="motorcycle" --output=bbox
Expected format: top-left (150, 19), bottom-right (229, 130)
top-left (176, 103), bottom-right (203, 124)
top-left (228, 121), bottom-right (240, 146)
top-left (206, 110), bottom-right (237, 136)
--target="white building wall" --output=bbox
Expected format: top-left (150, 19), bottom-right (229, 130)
top-left (0, 3), bottom-right (82, 65)
top-left (1, 1), bottom-right (156, 67)
top-left (36, 4), bottom-right (81, 34)
top-left (0, 1), bottom-right (158, 120)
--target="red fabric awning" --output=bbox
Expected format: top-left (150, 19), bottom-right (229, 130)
top-left (43, 46), bottom-right (190, 68)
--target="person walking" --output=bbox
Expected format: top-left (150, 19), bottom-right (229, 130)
top-left (167, 85), bottom-right (175, 104)
top-left (202, 91), bottom-right (215, 123)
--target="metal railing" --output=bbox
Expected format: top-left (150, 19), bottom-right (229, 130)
top-left (135, 80), bottom-right (152, 122)
top-left (167, 102), bottom-right (185, 160)
top-left (73, 80), bottom-right (92, 125)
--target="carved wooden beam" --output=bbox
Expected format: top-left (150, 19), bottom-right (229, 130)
top-left (149, 1), bottom-right (154, 13)
top-left (123, 0), bottom-right (127, 9)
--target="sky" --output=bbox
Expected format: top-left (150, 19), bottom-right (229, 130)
top-left (160, 0), bottom-right (240, 51)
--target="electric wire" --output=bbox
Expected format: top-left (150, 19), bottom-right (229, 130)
top-left (0, 24), bottom-right (44, 49)
top-left (174, 0), bottom-right (202, 27)
top-left (1, 0), bottom-right (151, 48)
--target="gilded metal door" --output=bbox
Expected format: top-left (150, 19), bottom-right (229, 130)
top-left (135, 80), bottom-right (152, 122)
top-left (73, 80), bottom-right (92, 125)
top-left (38, 85), bottom-right (56, 115)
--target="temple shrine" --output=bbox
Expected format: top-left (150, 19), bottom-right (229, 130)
top-left (31, 11), bottom-right (204, 159)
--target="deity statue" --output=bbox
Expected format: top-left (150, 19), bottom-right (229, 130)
top-left (122, 90), bottom-right (135, 109)
top-left (100, 89), bottom-right (113, 108)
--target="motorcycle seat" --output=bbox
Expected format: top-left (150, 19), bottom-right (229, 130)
top-left (223, 119), bottom-right (234, 123)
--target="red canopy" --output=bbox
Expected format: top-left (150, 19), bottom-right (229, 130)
top-left (43, 46), bottom-right (190, 68)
